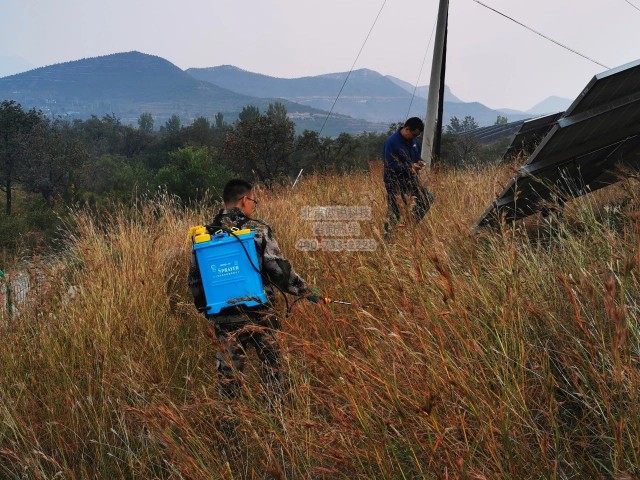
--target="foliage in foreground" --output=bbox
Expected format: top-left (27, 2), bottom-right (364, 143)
top-left (0, 166), bottom-right (639, 479)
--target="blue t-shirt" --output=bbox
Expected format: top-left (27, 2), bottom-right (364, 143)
top-left (383, 129), bottom-right (421, 185)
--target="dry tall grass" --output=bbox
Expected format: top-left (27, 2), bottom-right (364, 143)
top-left (1, 164), bottom-right (639, 479)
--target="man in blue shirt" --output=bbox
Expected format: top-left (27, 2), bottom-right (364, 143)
top-left (383, 117), bottom-right (435, 241)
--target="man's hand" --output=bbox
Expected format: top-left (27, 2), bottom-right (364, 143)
top-left (411, 160), bottom-right (426, 174)
top-left (306, 287), bottom-right (323, 304)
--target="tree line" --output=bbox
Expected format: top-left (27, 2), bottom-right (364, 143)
top-left (0, 100), bottom-right (390, 215)
top-left (0, 100), bottom-right (394, 251)
top-left (0, 99), bottom-right (505, 252)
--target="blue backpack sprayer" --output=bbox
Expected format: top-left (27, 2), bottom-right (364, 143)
top-left (187, 224), bottom-right (351, 316)
top-left (188, 225), bottom-right (267, 315)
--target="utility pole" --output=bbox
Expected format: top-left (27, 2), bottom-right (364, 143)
top-left (422, 0), bottom-right (449, 169)
top-left (433, 22), bottom-right (448, 162)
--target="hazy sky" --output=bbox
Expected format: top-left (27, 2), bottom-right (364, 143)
top-left (2, 0), bottom-right (639, 111)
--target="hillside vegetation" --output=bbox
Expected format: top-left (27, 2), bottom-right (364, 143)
top-left (0, 165), bottom-right (639, 479)
top-left (186, 65), bottom-right (529, 126)
top-left (0, 52), bottom-right (386, 135)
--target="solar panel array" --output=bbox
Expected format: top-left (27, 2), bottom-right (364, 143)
top-left (455, 119), bottom-right (526, 145)
top-left (476, 59), bottom-right (640, 228)
top-left (503, 111), bottom-right (564, 159)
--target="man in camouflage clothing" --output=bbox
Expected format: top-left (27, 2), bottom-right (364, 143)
top-left (189, 179), bottom-right (318, 398)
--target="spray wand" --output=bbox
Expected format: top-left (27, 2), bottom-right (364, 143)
top-left (321, 297), bottom-right (352, 305)
top-left (286, 294), bottom-right (352, 317)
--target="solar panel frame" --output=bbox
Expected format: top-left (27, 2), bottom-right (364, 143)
top-left (476, 59), bottom-right (640, 228)
top-left (503, 111), bottom-right (564, 159)
top-left (565, 58), bottom-right (640, 116)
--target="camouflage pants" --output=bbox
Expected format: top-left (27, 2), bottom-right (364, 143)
top-left (213, 314), bottom-right (281, 398)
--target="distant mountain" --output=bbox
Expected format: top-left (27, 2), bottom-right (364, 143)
top-left (187, 65), bottom-right (530, 127)
top-left (186, 66), bottom-right (413, 123)
top-left (0, 52), bottom-right (386, 136)
top-left (526, 95), bottom-right (572, 116)
top-left (496, 108), bottom-right (528, 116)
top-left (0, 51), bottom-right (540, 135)
top-left (0, 55), bottom-right (34, 78)
top-left (186, 65), bottom-right (406, 98)
top-left (384, 75), bottom-right (462, 103)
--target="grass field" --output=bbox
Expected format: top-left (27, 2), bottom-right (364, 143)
top-left (1, 163), bottom-right (639, 479)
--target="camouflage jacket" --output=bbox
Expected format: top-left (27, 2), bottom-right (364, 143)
top-left (188, 207), bottom-right (312, 317)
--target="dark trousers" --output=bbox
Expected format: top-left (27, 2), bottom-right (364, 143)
top-left (213, 313), bottom-right (281, 398)
top-left (384, 177), bottom-right (434, 237)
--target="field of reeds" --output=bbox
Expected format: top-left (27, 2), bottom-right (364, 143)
top-left (1, 163), bottom-right (639, 479)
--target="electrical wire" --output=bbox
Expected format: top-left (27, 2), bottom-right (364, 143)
top-left (319, 0), bottom-right (388, 136)
top-left (472, 0), bottom-right (610, 69)
top-left (406, 18), bottom-right (438, 119)
top-left (623, 0), bottom-right (640, 12)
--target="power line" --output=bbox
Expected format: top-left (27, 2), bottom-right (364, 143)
top-left (472, 0), bottom-right (610, 70)
top-left (319, 0), bottom-right (388, 136)
top-left (623, 0), bottom-right (640, 12)
top-left (406, 18), bottom-right (438, 119)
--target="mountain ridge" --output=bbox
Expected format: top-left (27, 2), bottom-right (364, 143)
top-left (0, 51), bottom-right (386, 135)
top-left (0, 50), bottom-right (563, 134)
top-left (186, 64), bottom-right (532, 126)
top-left (0, 54), bottom-right (35, 78)
top-left (526, 95), bottom-right (572, 115)
top-left (384, 75), bottom-right (462, 103)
